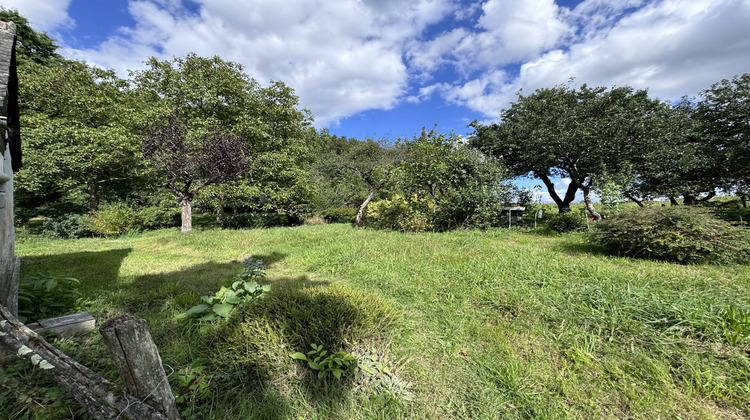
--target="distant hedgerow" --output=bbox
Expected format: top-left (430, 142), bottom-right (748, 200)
top-left (591, 206), bottom-right (750, 264)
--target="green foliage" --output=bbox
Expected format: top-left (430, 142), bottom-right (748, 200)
top-left (592, 206), bottom-right (750, 264)
top-left (290, 343), bottom-right (357, 379)
top-left (41, 213), bottom-right (94, 239)
top-left (16, 59), bottom-right (145, 216)
top-left (720, 305), bottom-right (750, 346)
top-left (544, 211), bottom-right (588, 233)
top-left (171, 359), bottom-right (217, 419)
top-left (365, 195), bottom-right (434, 232)
top-left (321, 206), bottom-right (358, 224)
top-left (0, 8), bottom-right (61, 65)
top-left (214, 283), bottom-right (399, 380)
top-left (470, 84), bottom-right (672, 216)
top-left (394, 129), bottom-right (511, 231)
top-left (219, 213), bottom-right (294, 229)
top-left (89, 202), bottom-right (138, 236)
top-left (17, 273), bottom-right (81, 323)
top-left (178, 257), bottom-right (270, 322)
top-left (136, 205), bottom-right (181, 230)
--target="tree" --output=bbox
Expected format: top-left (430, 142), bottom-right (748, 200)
top-left (143, 114), bottom-right (250, 232)
top-left (620, 98), bottom-right (716, 206)
top-left (15, 59), bottom-right (143, 219)
top-left (395, 128), bottom-right (511, 231)
top-left (0, 8), bottom-right (60, 65)
top-left (471, 84), bottom-right (669, 219)
top-left (132, 54), bottom-right (317, 219)
top-left (696, 74), bottom-right (750, 206)
top-left (312, 133), bottom-right (403, 227)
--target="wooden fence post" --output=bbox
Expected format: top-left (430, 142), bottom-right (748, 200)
top-left (99, 314), bottom-right (179, 420)
top-left (0, 256), bottom-right (19, 317)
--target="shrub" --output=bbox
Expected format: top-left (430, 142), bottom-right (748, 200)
top-left (41, 213), bottom-right (94, 239)
top-left (321, 206), bottom-right (358, 224)
top-left (213, 283), bottom-right (399, 380)
top-left (544, 211), bottom-right (588, 233)
top-left (365, 195), bottom-right (434, 232)
top-left (219, 213), bottom-right (293, 229)
top-left (591, 206), bottom-right (750, 264)
top-left (18, 273), bottom-right (81, 323)
top-left (303, 215), bottom-right (327, 226)
top-left (136, 205), bottom-right (180, 230)
top-left (90, 203), bottom-right (138, 236)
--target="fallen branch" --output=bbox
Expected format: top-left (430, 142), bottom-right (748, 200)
top-left (0, 304), bottom-right (169, 419)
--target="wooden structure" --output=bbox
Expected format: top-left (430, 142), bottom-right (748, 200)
top-left (0, 20), bottom-right (21, 317)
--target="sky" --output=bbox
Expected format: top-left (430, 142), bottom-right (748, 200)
top-left (3, 0), bottom-right (750, 201)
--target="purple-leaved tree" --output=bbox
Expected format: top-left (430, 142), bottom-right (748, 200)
top-left (143, 114), bottom-right (250, 232)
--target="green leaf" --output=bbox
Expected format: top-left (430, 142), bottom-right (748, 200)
top-left (197, 313), bottom-right (215, 322)
top-left (243, 282), bottom-right (259, 293)
top-left (290, 352), bottom-right (308, 361)
top-left (184, 304), bottom-right (209, 316)
top-left (211, 303), bottom-right (234, 318)
top-left (332, 369), bottom-right (342, 379)
top-left (223, 291), bottom-right (242, 304)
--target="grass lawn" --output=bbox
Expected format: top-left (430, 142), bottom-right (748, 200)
top-left (7, 224), bottom-right (750, 419)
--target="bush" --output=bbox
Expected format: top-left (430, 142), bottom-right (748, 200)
top-left (591, 206), bottom-right (750, 264)
top-left (321, 206), bottom-right (358, 224)
top-left (213, 283), bottom-right (399, 380)
top-left (544, 211), bottom-right (588, 233)
top-left (365, 195), bottom-right (434, 232)
top-left (18, 273), bottom-right (81, 323)
top-left (303, 215), bottom-right (326, 225)
top-left (219, 213), bottom-right (294, 229)
top-left (89, 203), bottom-right (138, 236)
top-left (136, 205), bottom-right (180, 230)
top-left (41, 213), bottom-right (94, 239)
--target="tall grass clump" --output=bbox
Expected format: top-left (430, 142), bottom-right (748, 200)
top-left (213, 282), bottom-right (400, 381)
top-left (592, 206), bottom-right (750, 264)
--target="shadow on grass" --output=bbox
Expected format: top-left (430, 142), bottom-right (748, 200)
top-left (20, 248), bottom-right (133, 296)
top-left (210, 274), bottom-right (397, 418)
top-left (556, 240), bottom-right (610, 258)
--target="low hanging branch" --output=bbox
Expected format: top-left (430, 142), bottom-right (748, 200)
top-left (0, 304), bottom-right (170, 420)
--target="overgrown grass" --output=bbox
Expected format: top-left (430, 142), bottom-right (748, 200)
top-left (7, 224), bottom-right (750, 419)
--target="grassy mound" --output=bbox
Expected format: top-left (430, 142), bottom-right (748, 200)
top-left (213, 281), bottom-right (400, 380)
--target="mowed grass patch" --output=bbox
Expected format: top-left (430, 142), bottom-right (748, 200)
top-left (13, 224), bottom-right (750, 419)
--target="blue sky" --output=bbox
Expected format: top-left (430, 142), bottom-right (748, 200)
top-left (4, 0), bottom-right (750, 200)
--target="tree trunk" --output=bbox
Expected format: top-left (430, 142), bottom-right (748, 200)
top-left (180, 198), bottom-right (192, 232)
top-left (0, 305), bottom-right (170, 420)
top-left (741, 195), bottom-right (748, 208)
top-left (699, 191), bottom-right (716, 202)
top-left (87, 180), bottom-right (99, 212)
top-left (581, 186), bottom-right (601, 221)
top-left (100, 315), bottom-right (179, 420)
top-left (683, 194), bottom-right (697, 205)
top-left (669, 196), bottom-right (679, 206)
top-left (355, 189), bottom-right (376, 228)
top-left (539, 173), bottom-right (578, 213)
top-left (624, 193), bottom-right (644, 207)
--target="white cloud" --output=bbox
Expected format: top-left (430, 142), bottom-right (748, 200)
top-left (1, 0), bottom-right (74, 32)
top-left (409, 0), bottom-right (571, 76)
top-left (437, 0), bottom-right (750, 118)
top-left (57, 0), bottom-right (455, 126)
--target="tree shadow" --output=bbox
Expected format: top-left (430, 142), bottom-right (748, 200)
top-left (18, 248), bottom-right (381, 418)
top-left (555, 241), bottom-right (610, 258)
top-left (20, 247), bottom-right (133, 298)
